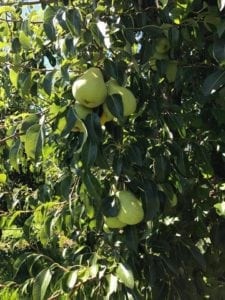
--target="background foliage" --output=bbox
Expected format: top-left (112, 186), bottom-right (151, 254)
top-left (1, 0), bottom-right (225, 299)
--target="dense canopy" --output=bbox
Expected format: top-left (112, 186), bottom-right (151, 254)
top-left (1, 0), bottom-right (225, 299)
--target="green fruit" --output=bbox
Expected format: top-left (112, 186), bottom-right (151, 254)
top-left (117, 190), bottom-right (144, 225)
top-left (153, 51), bottom-right (169, 60)
top-left (74, 103), bottom-right (92, 119)
top-left (72, 67), bottom-right (107, 108)
top-left (72, 103), bottom-right (92, 132)
top-left (155, 37), bottom-right (170, 54)
top-left (150, 52), bottom-right (168, 71)
top-left (104, 216), bottom-right (127, 229)
top-left (102, 79), bottom-right (137, 120)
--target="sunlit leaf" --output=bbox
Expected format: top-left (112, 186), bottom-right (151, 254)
top-left (0, 173), bottom-right (7, 184)
top-left (116, 263), bottom-right (134, 289)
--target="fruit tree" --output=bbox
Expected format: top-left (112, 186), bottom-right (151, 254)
top-left (1, 0), bottom-right (225, 299)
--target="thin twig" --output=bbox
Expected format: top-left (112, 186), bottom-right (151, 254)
top-left (0, 0), bottom-right (57, 6)
top-left (0, 133), bottom-right (21, 145)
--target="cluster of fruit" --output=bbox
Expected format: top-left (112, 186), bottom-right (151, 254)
top-left (71, 67), bottom-right (137, 131)
top-left (104, 190), bottom-right (144, 229)
top-left (150, 37), bottom-right (178, 83)
top-left (72, 68), bottom-right (143, 229)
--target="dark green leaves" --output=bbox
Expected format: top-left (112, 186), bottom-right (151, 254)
top-left (202, 70), bottom-right (225, 95)
top-left (104, 59), bottom-right (127, 85)
top-left (42, 71), bottom-right (56, 95)
top-left (105, 94), bottom-right (124, 121)
top-left (213, 38), bottom-right (225, 65)
top-left (43, 22), bottom-right (56, 42)
top-left (32, 268), bottom-right (52, 300)
top-left (81, 139), bottom-right (98, 169)
top-left (66, 8), bottom-right (82, 37)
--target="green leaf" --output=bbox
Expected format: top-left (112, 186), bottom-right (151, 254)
top-left (213, 38), bottom-right (225, 64)
top-left (62, 270), bottom-right (78, 292)
top-left (43, 22), bottom-right (56, 42)
top-left (9, 140), bottom-right (21, 171)
top-left (19, 31), bottom-right (31, 50)
top-left (218, 0), bottom-right (225, 11)
top-left (0, 6), bottom-right (16, 16)
top-left (55, 174), bottom-right (72, 200)
top-left (81, 138), bottom-right (98, 168)
top-left (0, 173), bottom-right (7, 184)
top-left (153, 154), bottom-right (169, 183)
top-left (18, 71), bottom-right (32, 96)
top-left (24, 124), bottom-right (44, 160)
top-left (106, 274), bottom-right (118, 298)
top-left (104, 59), bottom-right (127, 85)
top-left (55, 106), bottom-right (77, 136)
top-left (9, 68), bottom-right (18, 88)
top-left (116, 263), bottom-right (134, 289)
top-left (89, 22), bottom-right (105, 47)
top-left (158, 0), bottom-right (168, 9)
top-left (102, 195), bottom-right (119, 217)
top-left (105, 94), bottom-right (124, 121)
top-left (66, 8), bottom-right (82, 36)
top-left (85, 113), bottom-right (102, 144)
top-left (42, 71), bottom-right (56, 95)
top-left (32, 268), bottom-right (52, 300)
top-left (44, 6), bottom-right (57, 23)
top-left (202, 70), bottom-right (225, 95)
top-left (214, 201), bottom-right (225, 216)
top-left (20, 114), bottom-right (40, 134)
top-left (82, 172), bottom-right (102, 201)
top-left (11, 37), bottom-right (21, 53)
top-left (141, 181), bottom-right (160, 220)
top-left (166, 60), bottom-right (178, 83)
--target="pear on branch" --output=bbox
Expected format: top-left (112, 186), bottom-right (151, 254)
top-left (155, 37), bottom-right (170, 54)
top-left (116, 190), bottom-right (144, 225)
top-left (72, 103), bottom-right (92, 132)
top-left (101, 79), bottom-right (137, 124)
top-left (72, 67), bottom-right (107, 108)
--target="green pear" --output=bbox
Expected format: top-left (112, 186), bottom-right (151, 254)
top-left (72, 67), bottom-right (107, 108)
top-left (102, 79), bottom-right (137, 121)
top-left (155, 37), bottom-right (170, 54)
top-left (117, 190), bottom-right (144, 225)
top-left (72, 103), bottom-right (92, 132)
top-left (104, 216), bottom-right (127, 229)
top-left (74, 103), bottom-right (92, 119)
top-left (150, 52), bottom-right (169, 71)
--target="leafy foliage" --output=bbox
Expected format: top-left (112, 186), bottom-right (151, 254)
top-left (1, 0), bottom-right (225, 299)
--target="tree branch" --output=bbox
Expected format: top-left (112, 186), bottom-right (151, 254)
top-left (0, 0), bottom-right (57, 7)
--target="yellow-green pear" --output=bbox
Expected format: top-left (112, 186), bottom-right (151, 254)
top-left (155, 37), bottom-right (170, 54)
top-left (117, 190), bottom-right (144, 225)
top-left (150, 51), bottom-right (169, 71)
top-left (72, 103), bottom-right (92, 132)
top-left (74, 103), bottom-right (92, 119)
top-left (102, 79), bottom-right (137, 121)
top-left (100, 111), bottom-right (114, 125)
top-left (104, 216), bottom-right (127, 229)
top-left (72, 67), bottom-right (107, 108)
